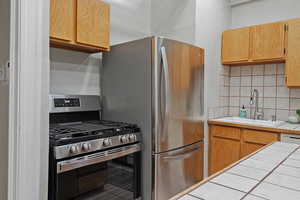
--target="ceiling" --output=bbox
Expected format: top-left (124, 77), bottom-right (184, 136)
top-left (230, 0), bottom-right (256, 6)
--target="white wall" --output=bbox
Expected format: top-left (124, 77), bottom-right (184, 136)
top-left (0, 0), bottom-right (9, 198)
top-left (104, 0), bottom-right (151, 45)
top-left (195, 0), bottom-right (232, 177)
top-left (151, 0), bottom-right (196, 44)
top-left (232, 0), bottom-right (300, 28)
top-left (50, 49), bottom-right (102, 95)
top-left (195, 0), bottom-right (231, 110)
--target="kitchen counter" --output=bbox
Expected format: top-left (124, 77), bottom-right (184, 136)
top-left (208, 117), bottom-right (300, 135)
top-left (171, 142), bottom-right (300, 200)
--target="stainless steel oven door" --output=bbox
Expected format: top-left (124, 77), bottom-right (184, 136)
top-left (53, 144), bottom-right (142, 200)
top-left (57, 144), bottom-right (141, 173)
top-left (153, 141), bottom-right (204, 200)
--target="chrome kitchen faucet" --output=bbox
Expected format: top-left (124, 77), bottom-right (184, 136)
top-left (250, 89), bottom-right (264, 120)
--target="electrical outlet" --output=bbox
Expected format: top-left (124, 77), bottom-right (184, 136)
top-left (0, 60), bottom-right (9, 81)
top-left (5, 61), bottom-right (9, 81)
top-left (0, 65), bottom-right (5, 81)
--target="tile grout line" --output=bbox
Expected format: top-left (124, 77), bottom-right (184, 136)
top-left (187, 193), bottom-right (205, 200)
top-left (264, 179), bottom-right (300, 193)
top-left (225, 171), bottom-right (265, 182)
top-left (208, 181), bottom-right (248, 194)
top-left (240, 145), bottom-right (300, 199)
top-left (281, 163), bottom-right (300, 169)
top-left (187, 144), bottom-right (281, 199)
top-left (223, 64), bottom-right (300, 120)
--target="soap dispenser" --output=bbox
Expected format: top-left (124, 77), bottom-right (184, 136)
top-left (239, 105), bottom-right (247, 118)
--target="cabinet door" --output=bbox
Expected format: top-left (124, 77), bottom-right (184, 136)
top-left (222, 27), bottom-right (250, 64)
top-left (251, 22), bottom-right (285, 61)
top-left (241, 129), bottom-right (278, 158)
top-left (286, 19), bottom-right (300, 87)
top-left (209, 137), bottom-right (240, 175)
top-left (77, 0), bottom-right (110, 48)
top-left (241, 143), bottom-right (264, 158)
top-left (50, 0), bottom-right (75, 41)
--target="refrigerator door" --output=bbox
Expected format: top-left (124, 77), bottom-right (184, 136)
top-left (153, 38), bottom-right (205, 153)
top-left (153, 141), bottom-right (204, 200)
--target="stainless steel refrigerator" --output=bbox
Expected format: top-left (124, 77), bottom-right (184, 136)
top-left (102, 37), bottom-right (204, 200)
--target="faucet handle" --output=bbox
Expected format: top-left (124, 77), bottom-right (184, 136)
top-left (271, 115), bottom-right (276, 122)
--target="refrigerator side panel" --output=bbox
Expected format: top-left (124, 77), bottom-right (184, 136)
top-left (153, 38), bottom-right (205, 154)
top-left (102, 38), bottom-right (153, 200)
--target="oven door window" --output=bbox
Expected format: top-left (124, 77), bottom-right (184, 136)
top-left (56, 153), bottom-right (141, 200)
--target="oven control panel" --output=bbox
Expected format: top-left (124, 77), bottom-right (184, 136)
top-left (54, 98), bottom-right (80, 108)
top-left (49, 94), bottom-right (101, 113)
top-left (55, 133), bottom-right (141, 159)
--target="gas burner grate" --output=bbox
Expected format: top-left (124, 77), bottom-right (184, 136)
top-left (49, 120), bottom-right (139, 146)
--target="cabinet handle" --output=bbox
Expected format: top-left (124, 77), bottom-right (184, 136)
top-left (284, 24), bottom-right (289, 32)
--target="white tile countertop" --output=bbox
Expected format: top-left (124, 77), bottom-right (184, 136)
top-left (208, 117), bottom-right (300, 134)
top-left (172, 142), bottom-right (300, 200)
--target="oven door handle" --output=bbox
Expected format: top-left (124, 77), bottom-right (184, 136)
top-left (57, 144), bottom-right (141, 174)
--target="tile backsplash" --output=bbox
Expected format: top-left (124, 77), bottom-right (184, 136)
top-left (208, 66), bottom-right (230, 119)
top-left (209, 64), bottom-right (300, 120)
top-left (225, 64), bottom-right (300, 121)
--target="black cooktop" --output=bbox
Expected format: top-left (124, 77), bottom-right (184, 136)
top-left (49, 120), bottom-right (140, 146)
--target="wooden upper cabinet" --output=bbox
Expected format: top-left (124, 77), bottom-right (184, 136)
top-left (50, 0), bottom-right (75, 41)
top-left (222, 27), bottom-right (250, 64)
top-left (251, 22), bottom-right (286, 61)
top-left (286, 18), bottom-right (300, 87)
top-left (77, 0), bottom-right (110, 49)
top-left (50, 0), bottom-right (110, 53)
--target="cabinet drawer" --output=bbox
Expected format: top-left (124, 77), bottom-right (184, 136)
top-left (211, 126), bottom-right (241, 140)
top-left (242, 129), bottom-right (278, 145)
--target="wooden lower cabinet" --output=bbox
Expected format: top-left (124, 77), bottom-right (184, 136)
top-left (209, 125), bottom-right (279, 175)
top-left (209, 137), bottom-right (240, 175)
top-left (240, 143), bottom-right (264, 158)
top-left (209, 126), bottom-right (241, 175)
top-left (241, 129), bottom-right (279, 157)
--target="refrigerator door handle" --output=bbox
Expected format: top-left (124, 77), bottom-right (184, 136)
top-left (160, 46), bottom-right (170, 140)
top-left (162, 147), bottom-right (200, 160)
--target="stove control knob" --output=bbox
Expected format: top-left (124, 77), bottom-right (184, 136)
top-left (129, 134), bottom-right (136, 142)
top-left (120, 135), bottom-right (128, 143)
top-left (82, 143), bottom-right (91, 151)
top-left (103, 139), bottom-right (111, 147)
top-left (70, 145), bottom-right (79, 154)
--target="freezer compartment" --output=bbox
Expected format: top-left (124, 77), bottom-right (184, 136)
top-left (153, 141), bottom-right (204, 200)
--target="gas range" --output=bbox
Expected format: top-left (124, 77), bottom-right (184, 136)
top-left (50, 120), bottom-right (141, 159)
top-left (48, 95), bottom-right (142, 200)
top-left (49, 95), bottom-right (141, 160)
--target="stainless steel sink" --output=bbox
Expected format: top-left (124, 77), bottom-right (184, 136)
top-left (216, 117), bottom-right (285, 128)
